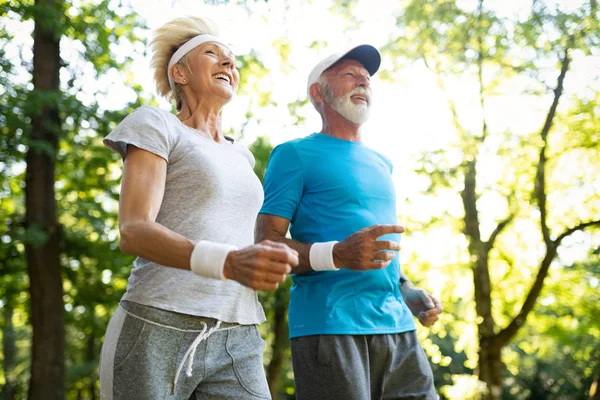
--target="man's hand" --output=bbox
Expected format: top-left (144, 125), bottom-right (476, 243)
top-left (401, 285), bottom-right (443, 327)
top-left (223, 240), bottom-right (298, 290)
top-left (332, 224), bottom-right (405, 270)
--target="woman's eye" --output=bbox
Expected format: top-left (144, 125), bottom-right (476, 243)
top-left (206, 50), bottom-right (216, 55)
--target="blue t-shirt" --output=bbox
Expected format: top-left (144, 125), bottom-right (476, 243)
top-left (260, 133), bottom-right (416, 338)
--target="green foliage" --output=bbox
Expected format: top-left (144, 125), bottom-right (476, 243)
top-left (249, 136), bottom-right (274, 182)
top-left (503, 247), bottom-right (600, 399)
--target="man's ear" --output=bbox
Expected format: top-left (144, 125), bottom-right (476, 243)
top-left (309, 83), bottom-right (324, 104)
top-left (171, 64), bottom-right (188, 86)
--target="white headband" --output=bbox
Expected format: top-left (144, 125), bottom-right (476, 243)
top-left (167, 34), bottom-right (231, 90)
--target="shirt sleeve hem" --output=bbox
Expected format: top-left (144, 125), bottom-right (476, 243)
top-left (103, 138), bottom-right (169, 163)
top-left (258, 209), bottom-right (294, 221)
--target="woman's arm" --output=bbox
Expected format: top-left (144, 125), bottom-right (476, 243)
top-left (118, 145), bottom-right (194, 269)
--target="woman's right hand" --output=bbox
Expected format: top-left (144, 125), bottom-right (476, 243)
top-left (223, 240), bottom-right (298, 290)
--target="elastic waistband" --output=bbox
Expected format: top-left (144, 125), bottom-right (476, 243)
top-left (120, 300), bottom-right (241, 332)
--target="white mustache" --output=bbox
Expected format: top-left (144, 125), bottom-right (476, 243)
top-left (347, 87), bottom-right (372, 102)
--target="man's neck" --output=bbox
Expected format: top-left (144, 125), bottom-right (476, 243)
top-left (320, 107), bottom-right (362, 142)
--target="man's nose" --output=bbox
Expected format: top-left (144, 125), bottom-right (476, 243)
top-left (357, 75), bottom-right (370, 88)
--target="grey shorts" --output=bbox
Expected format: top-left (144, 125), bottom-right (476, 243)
top-left (291, 331), bottom-right (437, 400)
top-left (99, 301), bottom-right (271, 400)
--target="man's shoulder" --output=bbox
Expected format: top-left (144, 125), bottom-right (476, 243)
top-left (277, 133), bottom-right (318, 147)
top-left (273, 134), bottom-right (320, 154)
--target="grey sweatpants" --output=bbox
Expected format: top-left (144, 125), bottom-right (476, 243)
top-left (291, 331), bottom-right (437, 400)
top-left (99, 301), bottom-right (271, 400)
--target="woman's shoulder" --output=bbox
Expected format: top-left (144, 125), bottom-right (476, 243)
top-left (125, 105), bottom-right (174, 125)
top-left (116, 105), bottom-right (178, 139)
top-left (104, 106), bottom-right (176, 160)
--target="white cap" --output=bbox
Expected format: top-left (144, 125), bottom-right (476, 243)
top-left (307, 44), bottom-right (381, 98)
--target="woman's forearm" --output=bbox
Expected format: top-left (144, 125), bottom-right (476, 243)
top-left (119, 220), bottom-right (195, 270)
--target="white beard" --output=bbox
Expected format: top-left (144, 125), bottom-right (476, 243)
top-left (322, 84), bottom-right (371, 125)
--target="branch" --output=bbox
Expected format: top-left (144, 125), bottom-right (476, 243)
top-left (534, 46), bottom-right (571, 246)
top-left (494, 219), bottom-right (600, 347)
top-left (484, 214), bottom-right (514, 253)
top-left (477, 0), bottom-right (488, 142)
top-left (461, 161), bottom-right (481, 245)
top-left (555, 220), bottom-right (600, 246)
top-left (492, 45), bottom-right (574, 349)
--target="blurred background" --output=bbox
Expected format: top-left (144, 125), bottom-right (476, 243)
top-left (0, 0), bottom-right (599, 399)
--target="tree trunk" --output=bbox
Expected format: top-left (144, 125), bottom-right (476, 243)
top-left (461, 155), bottom-right (503, 399)
top-left (26, 0), bottom-right (64, 399)
top-left (266, 286), bottom-right (290, 400)
top-left (478, 341), bottom-right (503, 400)
top-left (474, 256), bottom-right (503, 400)
top-left (591, 376), bottom-right (600, 400)
top-left (2, 302), bottom-right (16, 400)
top-left (87, 328), bottom-right (97, 400)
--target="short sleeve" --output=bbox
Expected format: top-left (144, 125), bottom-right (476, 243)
top-left (375, 151), bottom-right (393, 174)
top-left (103, 106), bottom-right (173, 162)
top-left (259, 142), bottom-right (304, 221)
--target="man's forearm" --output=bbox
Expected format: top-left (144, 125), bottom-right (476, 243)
top-left (400, 271), bottom-right (415, 289)
top-left (256, 228), bottom-right (314, 274)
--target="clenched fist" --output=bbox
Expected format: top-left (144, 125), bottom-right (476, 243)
top-left (223, 240), bottom-right (298, 290)
top-left (332, 224), bottom-right (405, 270)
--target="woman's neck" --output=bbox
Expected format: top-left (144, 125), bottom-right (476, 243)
top-left (177, 98), bottom-right (226, 142)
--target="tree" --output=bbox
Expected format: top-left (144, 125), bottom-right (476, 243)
top-left (387, 1), bottom-right (600, 398)
top-left (1, 0), bottom-right (147, 398)
top-left (26, 0), bottom-right (64, 398)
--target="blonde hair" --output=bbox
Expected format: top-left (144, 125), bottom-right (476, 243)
top-left (149, 16), bottom-right (219, 110)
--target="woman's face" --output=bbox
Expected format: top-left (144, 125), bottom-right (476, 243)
top-left (185, 42), bottom-right (239, 103)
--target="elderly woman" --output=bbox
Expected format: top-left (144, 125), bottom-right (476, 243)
top-left (99, 16), bottom-right (297, 400)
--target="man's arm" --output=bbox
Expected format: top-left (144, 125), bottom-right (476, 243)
top-left (256, 214), bottom-right (405, 274)
top-left (256, 214), bottom-right (313, 274)
top-left (399, 273), bottom-right (443, 327)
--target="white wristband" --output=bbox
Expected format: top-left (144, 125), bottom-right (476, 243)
top-left (309, 241), bottom-right (339, 271)
top-left (190, 240), bottom-right (237, 280)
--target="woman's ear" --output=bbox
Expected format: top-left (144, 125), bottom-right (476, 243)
top-left (171, 64), bottom-right (188, 86)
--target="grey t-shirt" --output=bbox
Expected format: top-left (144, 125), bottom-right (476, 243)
top-left (104, 106), bottom-right (265, 325)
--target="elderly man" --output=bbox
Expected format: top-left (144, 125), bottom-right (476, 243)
top-left (256, 45), bottom-right (441, 400)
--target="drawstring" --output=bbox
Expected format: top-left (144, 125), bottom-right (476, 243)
top-left (172, 320), bottom-right (221, 394)
top-left (119, 307), bottom-right (240, 395)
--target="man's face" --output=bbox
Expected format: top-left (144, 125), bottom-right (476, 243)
top-left (319, 59), bottom-right (372, 125)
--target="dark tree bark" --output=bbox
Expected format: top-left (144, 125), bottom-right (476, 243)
top-left (2, 302), bottom-right (17, 400)
top-left (26, 0), bottom-right (65, 399)
top-left (87, 327), bottom-right (97, 400)
top-left (266, 286), bottom-right (290, 400)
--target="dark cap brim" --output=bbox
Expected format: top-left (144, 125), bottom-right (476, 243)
top-left (339, 44), bottom-right (381, 76)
